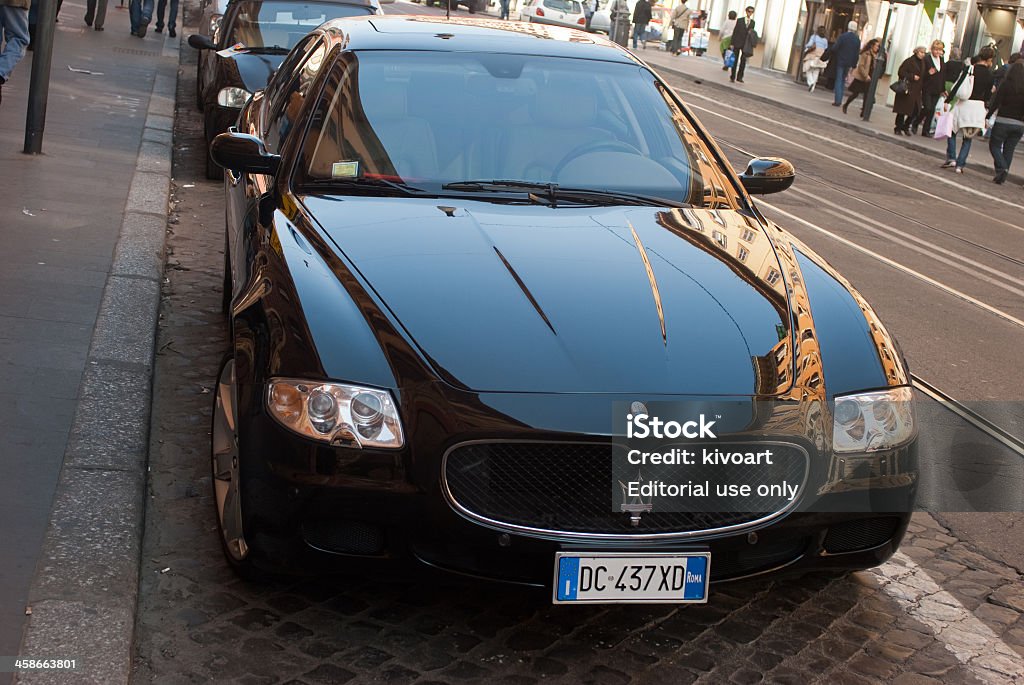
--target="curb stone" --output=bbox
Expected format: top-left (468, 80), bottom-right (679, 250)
top-left (15, 39), bottom-right (180, 685)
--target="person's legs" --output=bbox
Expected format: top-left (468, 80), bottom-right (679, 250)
top-left (736, 51), bottom-right (747, 81)
top-left (0, 5), bottom-right (30, 85)
top-left (632, 23), bottom-right (639, 48)
top-left (918, 93), bottom-right (938, 135)
top-left (956, 134), bottom-right (973, 169)
top-left (944, 132), bottom-right (958, 164)
top-left (833, 66), bottom-right (848, 105)
top-left (991, 124), bottom-right (1007, 175)
top-left (128, 0), bottom-right (139, 32)
top-left (730, 50), bottom-right (739, 80)
top-left (85, 0), bottom-right (95, 24)
top-left (92, 0), bottom-right (107, 29)
top-left (1002, 125), bottom-right (1024, 170)
top-left (167, 0), bottom-right (177, 32)
top-left (154, 0), bottom-right (165, 30)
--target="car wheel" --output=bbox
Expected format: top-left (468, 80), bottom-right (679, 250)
top-left (204, 115), bottom-right (221, 180)
top-left (211, 355), bottom-right (259, 579)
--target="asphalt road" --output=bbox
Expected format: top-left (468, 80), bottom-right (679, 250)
top-left (131, 4), bottom-right (1024, 684)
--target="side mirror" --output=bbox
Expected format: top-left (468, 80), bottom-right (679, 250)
top-left (739, 157), bottom-right (795, 195)
top-left (188, 34), bottom-right (218, 50)
top-left (210, 131), bottom-right (281, 175)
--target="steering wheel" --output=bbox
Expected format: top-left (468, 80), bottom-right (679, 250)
top-left (552, 139), bottom-right (643, 181)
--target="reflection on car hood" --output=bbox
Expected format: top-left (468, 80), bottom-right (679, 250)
top-left (226, 52), bottom-right (287, 94)
top-left (304, 197), bottom-right (793, 396)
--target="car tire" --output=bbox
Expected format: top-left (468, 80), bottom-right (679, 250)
top-left (204, 115), bottom-right (222, 180)
top-left (211, 354), bottom-right (266, 581)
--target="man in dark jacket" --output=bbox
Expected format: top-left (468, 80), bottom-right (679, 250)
top-left (832, 21), bottom-right (861, 106)
top-left (0, 0), bottom-right (30, 107)
top-left (729, 6), bottom-right (755, 83)
top-left (631, 0), bottom-right (652, 50)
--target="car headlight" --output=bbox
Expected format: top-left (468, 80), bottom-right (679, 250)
top-left (832, 387), bottom-right (916, 453)
top-left (217, 86), bottom-right (251, 108)
top-left (266, 380), bottom-right (404, 448)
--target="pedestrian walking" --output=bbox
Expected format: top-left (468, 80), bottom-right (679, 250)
top-left (831, 21), bottom-right (860, 107)
top-left (840, 38), bottom-right (878, 114)
top-left (802, 25), bottom-right (829, 92)
top-left (987, 61), bottom-right (1024, 184)
top-left (84, 0), bottom-right (106, 29)
top-left (893, 46), bottom-right (926, 135)
top-left (729, 5), bottom-right (755, 84)
top-left (719, 10), bottom-right (736, 70)
top-left (668, 0), bottom-right (687, 55)
top-left (153, 0), bottom-right (176, 36)
top-left (910, 40), bottom-right (945, 136)
top-left (0, 0), bottom-right (30, 107)
top-left (128, 0), bottom-right (153, 36)
top-left (942, 46), bottom-right (996, 173)
top-left (581, 0), bottom-right (594, 29)
top-left (631, 0), bottom-right (652, 50)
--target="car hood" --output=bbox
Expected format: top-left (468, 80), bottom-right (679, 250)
top-left (226, 52), bottom-right (287, 94)
top-left (304, 197), bottom-right (793, 396)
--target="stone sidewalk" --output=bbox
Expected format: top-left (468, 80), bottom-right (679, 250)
top-left (635, 46), bottom-right (1024, 181)
top-left (0, 1), bottom-right (177, 682)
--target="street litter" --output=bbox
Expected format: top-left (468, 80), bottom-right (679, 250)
top-left (67, 65), bottom-right (105, 75)
top-left (22, 208), bottom-right (35, 216)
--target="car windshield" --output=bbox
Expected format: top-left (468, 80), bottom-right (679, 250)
top-left (228, 1), bottom-right (373, 50)
top-left (544, 0), bottom-right (582, 12)
top-left (298, 51), bottom-right (741, 208)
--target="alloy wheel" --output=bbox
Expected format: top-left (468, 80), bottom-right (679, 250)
top-left (212, 357), bottom-right (248, 561)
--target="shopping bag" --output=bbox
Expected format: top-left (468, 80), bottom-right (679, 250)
top-left (933, 109), bottom-right (953, 139)
top-left (725, 48), bottom-right (736, 69)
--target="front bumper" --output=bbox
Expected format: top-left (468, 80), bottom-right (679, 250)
top-left (236, 410), bottom-right (917, 587)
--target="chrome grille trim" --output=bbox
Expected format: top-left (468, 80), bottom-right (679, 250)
top-left (440, 439), bottom-right (810, 542)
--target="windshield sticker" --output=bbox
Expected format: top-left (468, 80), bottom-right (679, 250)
top-left (216, 43), bottom-right (249, 57)
top-left (331, 161), bottom-right (360, 178)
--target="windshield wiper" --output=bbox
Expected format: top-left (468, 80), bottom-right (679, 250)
top-left (441, 180), bottom-right (688, 208)
top-left (302, 177), bottom-right (428, 195)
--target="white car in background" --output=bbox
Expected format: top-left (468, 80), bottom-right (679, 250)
top-left (519, 0), bottom-right (587, 30)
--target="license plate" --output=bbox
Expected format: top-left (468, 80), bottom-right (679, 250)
top-left (553, 552), bottom-right (710, 604)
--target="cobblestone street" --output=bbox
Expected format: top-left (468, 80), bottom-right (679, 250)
top-left (129, 28), bottom-right (1024, 685)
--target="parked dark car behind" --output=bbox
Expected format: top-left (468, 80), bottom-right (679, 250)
top-left (208, 16), bottom-right (918, 604)
top-left (189, 0), bottom-right (381, 178)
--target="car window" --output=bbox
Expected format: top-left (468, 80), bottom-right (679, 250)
top-left (264, 41), bottom-right (327, 154)
top-left (262, 34), bottom-right (318, 113)
top-left (297, 51), bottom-right (741, 209)
top-left (226, 0), bottom-right (374, 50)
top-left (544, 0), bottom-right (581, 12)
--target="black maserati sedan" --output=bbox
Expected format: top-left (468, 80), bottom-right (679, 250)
top-left (188, 0), bottom-right (382, 179)
top-left (209, 16), bottom-right (918, 603)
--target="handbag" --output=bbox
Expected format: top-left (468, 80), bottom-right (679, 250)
top-left (725, 48), bottom-right (736, 68)
top-left (933, 109), bottom-right (953, 139)
top-left (890, 78), bottom-right (909, 95)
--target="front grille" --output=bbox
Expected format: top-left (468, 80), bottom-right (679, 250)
top-left (443, 441), bottom-right (808, 537)
top-left (823, 517), bottom-right (901, 554)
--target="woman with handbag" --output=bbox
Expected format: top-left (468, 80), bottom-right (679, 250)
top-left (841, 39), bottom-right (879, 113)
top-left (719, 10), bottom-right (737, 69)
top-left (943, 46), bottom-right (996, 173)
top-left (893, 47), bottom-right (926, 135)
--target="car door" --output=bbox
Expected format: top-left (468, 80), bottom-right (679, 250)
top-left (225, 37), bottom-right (327, 305)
